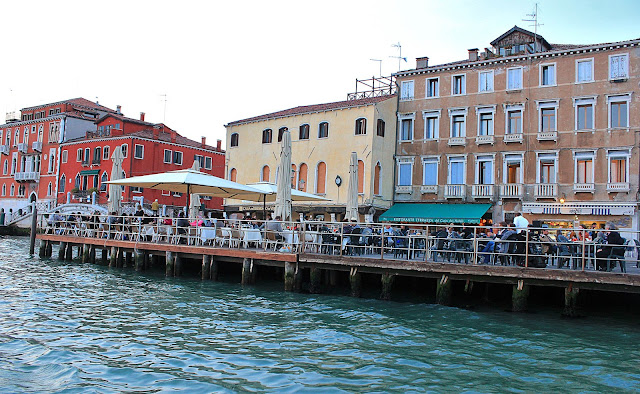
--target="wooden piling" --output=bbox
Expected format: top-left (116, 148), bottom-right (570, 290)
top-left (174, 254), bottom-right (182, 277)
top-left (134, 249), bottom-right (144, 271)
top-left (58, 242), bottom-right (67, 260)
top-left (116, 248), bottom-right (124, 268)
top-left (380, 273), bottom-right (395, 301)
top-left (38, 240), bottom-right (47, 258)
top-left (125, 251), bottom-right (133, 268)
top-left (309, 265), bottom-right (322, 294)
top-left (241, 258), bottom-right (255, 286)
top-left (109, 247), bottom-right (117, 267)
top-left (512, 280), bottom-right (529, 312)
top-left (45, 241), bottom-right (52, 258)
top-left (82, 243), bottom-right (91, 263)
top-left (562, 284), bottom-right (580, 317)
top-left (209, 257), bottom-right (218, 281)
top-left (284, 261), bottom-right (295, 291)
top-left (202, 255), bottom-right (211, 280)
top-left (89, 245), bottom-right (96, 264)
top-left (436, 274), bottom-right (452, 306)
top-left (150, 254), bottom-right (158, 270)
top-left (349, 267), bottom-right (362, 298)
top-left (29, 205), bottom-right (37, 255)
top-left (165, 251), bottom-right (174, 277)
top-left (65, 243), bottom-right (73, 261)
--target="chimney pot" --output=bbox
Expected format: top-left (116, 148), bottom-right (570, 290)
top-left (116, 105), bottom-right (122, 114)
top-left (468, 48), bottom-right (478, 61)
top-left (201, 136), bottom-right (206, 147)
top-left (140, 112), bottom-right (145, 121)
top-left (216, 139), bottom-right (222, 151)
top-left (170, 130), bottom-right (177, 143)
top-left (416, 56), bottom-right (429, 69)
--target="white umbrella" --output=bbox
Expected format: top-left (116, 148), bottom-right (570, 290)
top-left (345, 152), bottom-right (359, 221)
top-left (247, 182), bottom-right (330, 220)
top-left (273, 130), bottom-right (292, 221)
top-left (189, 160), bottom-right (201, 219)
top-left (108, 146), bottom-right (124, 214)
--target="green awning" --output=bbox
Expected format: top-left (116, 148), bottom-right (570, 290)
top-left (79, 170), bottom-right (100, 176)
top-left (379, 203), bottom-right (492, 224)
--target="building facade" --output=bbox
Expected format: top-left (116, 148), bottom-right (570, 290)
top-left (225, 95), bottom-right (397, 220)
top-left (392, 26), bottom-right (639, 231)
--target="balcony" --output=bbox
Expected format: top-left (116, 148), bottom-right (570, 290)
top-left (574, 183), bottom-right (595, 193)
top-left (607, 182), bottom-right (630, 192)
top-left (420, 185), bottom-right (438, 194)
top-left (537, 131), bottom-right (558, 141)
top-left (472, 184), bottom-right (494, 199)
top-left (448, 137), bottom-right (466, 146)
top-left (32, 141), bottom-right (42, 152)
top-left (475, 135), bottom-right (494, 145)
top-left (81, 159), bottom-right (90, 166)
top-left (395, 185), bottom-right (412, 194)
top-left (444, 184), bottom-right (465, 199)
top-left (92, 159), bottom-right (102, 165)
top-left (504, 133), bottom-right (523, 143)
top-left (0, 145), bottom-right (8, 155)
top-left (17, 143), bottom-right (28, 153)
top-left (14, 171), bottom-right (40, 182)
top-left (534, 183), bottom-right (558, 199)
top-left (499, 183), bottom-right (523, 199)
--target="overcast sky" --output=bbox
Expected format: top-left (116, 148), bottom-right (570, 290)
top-left (2, 0), bottom-right (638, 145)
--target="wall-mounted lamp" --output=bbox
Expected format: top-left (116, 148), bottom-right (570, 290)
top-left (559, 194), bottom-right (566, 204)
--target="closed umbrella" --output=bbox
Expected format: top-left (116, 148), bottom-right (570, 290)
top-left (246, 181), bottom-right (330, 220)
top-left (189, 160), bottom-right (201, 219)
top-left (108, 146), bottom-right (124, 214)
top-left (273, 130), bottom-right (292, 221)
top-left (345, 152), bottom-right (359, 221)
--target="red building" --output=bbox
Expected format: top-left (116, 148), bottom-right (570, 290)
top-left (58, 111), bottom-right (225, 212)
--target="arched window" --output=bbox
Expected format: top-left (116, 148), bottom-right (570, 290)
top-left (262, 129), bottom-right (272, 144)
top-left (299, 124), bottom-right (310, 140)
top-left (298, 163), bottom-right (308, 192)
top-left (2, 160), bottom-right (7, 175)
top-left (47, 182), bottom-right (52, 196)
top-left (230, 133), bottom-right (239, 147)
top-left (94, 147), bottom-right (102, 163)
top-left (374, 162), bottom-right (382, 195)
top-left (261, 165), bottom-right (270, 182)
top-left (93, 174), bottom-right (99, 189)
top-left (315, 162), bottom-right (326, 194)
top-left (355, 118), bottom-right (367, 135)
top-left (1, 184), bottom-right (5, 196)
top-left (291, 164), bottom-right (297, 188)
top-left (357, 160), bottom-right (365, 194)
top-left (278, 127), bottom-right (287, 142)
top-left (75, 174), bottom-right (80, 189)
top-left (229, 168), bottom-right (237, 182)
top-left (100, 172), bottom-right (108, 192)
top-left (318, 122), bottom-right (329, 138)
top-left (10, 184), bottom-right (15, 196)
top-left (60, 174), bottom-right (66, 193)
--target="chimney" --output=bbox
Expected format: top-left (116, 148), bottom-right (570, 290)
top-left (116, 105), bottom-right (122, 115)
top-left (201, 136), bottom-right (206, 148)
top-left (468, 48), bottom-right (478, 62)
top-left (216, 139), bottom-right (222, 151)
top-left (416, 56), bottom-right (429, 69)
top-left (153, 126), bottom-right (159, 139)
top-left (140, 112), bottom-right (145, 122)
top-left (170, 130), bottom-right (177, 143)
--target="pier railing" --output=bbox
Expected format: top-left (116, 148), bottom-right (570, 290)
top-left (36, 213), bottom-right (640, 275)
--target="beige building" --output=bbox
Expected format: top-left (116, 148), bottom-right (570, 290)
top-left (388, 26), bottom-right (640, 231)
top-left (225, 95), bottom-right (397, 220)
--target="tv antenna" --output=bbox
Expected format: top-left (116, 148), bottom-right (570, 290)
top-left (160, 94), bottom-right (168, 122)
top-left (370, 59), bottom-right (382, 77)
top-left (390, 43), bottom-right (407, 71)
top-left (523, 3), bottom-right (543, 53)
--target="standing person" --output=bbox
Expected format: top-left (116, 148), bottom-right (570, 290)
top-left (151, 199), bottom-right (159, 216)
top-left (513, 212), bottom-right (529, 233)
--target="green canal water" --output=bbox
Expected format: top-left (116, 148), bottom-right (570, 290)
top-left (1, 237), bottom-right (639, 392)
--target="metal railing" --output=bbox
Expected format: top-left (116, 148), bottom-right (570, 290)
top-left (32, 141), bottom-right (42, 152)
top-left (14, 171), bottom-right (40, 182)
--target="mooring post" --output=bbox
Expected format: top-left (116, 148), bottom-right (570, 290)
top-left (294, 263), bottom-right (302, 292)
top-left (350, 267), bottom-right (362, 298)
top-left (464, 280), bottom-right (474, 294)
top-left (134, 249), bottom-right (144, 271)
top-left (165, 251), bottom-right (174, 277)
top-left (380, 273), bottom-right (395, 301)
top-left (309, 265), bottom-right (322, 294)
top-left (109, 247), bottom-right (117, 268)
top-left (284, 261), bottom-right (295, 291)
top-left (562, 284), bottom-right (580, 318)
top-left (143, 252), bottom-right (150, 270)
top-left (58, 242), bottom-right (67, 260)
top-left (45, 241), bottom-right (52, 258)
top-left (512, 280), bottom-right (529, 312)
top-left (174, 254), bottom-right (182, 277)
top-left (202, 255), bottom-right (211, 280)
top-left (209, 257), bottom-right (218, 281)
top-left (82, 243), bottom-right (91, 263)
top-left (29, 205), bottom-right (37, 255)
top-left (65, 243), bottom-right (73, 261)
top-left (241, 258), bottom-right (255, 286)
top-left (116, 248), bottom-right (124, 268)
top-left (436, 274), bottom-right (452, 306)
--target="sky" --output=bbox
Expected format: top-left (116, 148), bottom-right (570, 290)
top-left (1, 0), bottom-right (638, 145)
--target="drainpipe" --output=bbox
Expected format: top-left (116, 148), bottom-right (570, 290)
top-left (391, 75), bottom-right (400, 207)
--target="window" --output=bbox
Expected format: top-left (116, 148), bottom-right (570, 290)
top-left (423, 111), bottom-right (440, 140)
top-left (318, 122), bottom-right (329, 138)
top-left (131, 186), bottom-right (143, 193)
top-left (576, 59), bottom-right (594, 83)
top-left (537, 153), bottom-right (557, 184)
top-left (262, 129), bottom-right (272, 144)
top-left (194, 154), bottom-right (204, 168)
top-left (48, 149), bottom-right (56, 173)
top-left (574, 151), bottom-right (595, 185)
top-left (356, 160), bottom-right (364, 194)
top-left (230, 133), bottom-right (239, 147)
top-left (291, 164), bottom-right (297, 188)
top-left (299, 124), bottom-right (309, 140)
top-left (399, 115), bottom-right (414, 141)
top-left (540, 63), bottom-right (556, 86)
top-left (608, 94), bottom-right (630, 129)
top-left (277, 127), bottom-right (287, 142)
top-left (82, 148), bottom-right (90, 164)
top-left (74, 174), bottom-right (80, 189)
top-left (476, 107), bottom-right (495, 136)
top-left (162, 190), bottom-right (170, 196)
top-left (315, 162), bottom-right (326, 194)
top-left (10, 153), bottom-right (17, 175)
top-left (298, 163), bottom-right (308, 191)
top-left (507, 67), bottom-right (523, 90)
top-left (478, 71), bottom-right (494, 92)
top-left (103, 146), bottom-right (110, 160)
top-left (573, 96), bottom-right (596, 131)
top-left (540, 108), bottom-right (556, 132)
top-left (397, 161), bottom-right (412, 186)
top-left (1, 184), bottom-right (5, 196)
top-left (10, 184), bottom-right (14, 196)
top-left (451, 115), bottom-right (465, 138)
top-left (121, 144), bottom-right (128, 158)
top-left (608, 150), bottom-right (630, 184)
top-left (400, 80), bottom-right (414, 100)
top-left (173, 151), bottom-right (183, 165)
top-left (452, 74), bottom-right (466, 95)
top-left (426, 77), bottom-right (439, 98)
top-left (2, 160), bottom-right (7, 175)
top-left (61, 150), bottom-right (68, 164)
top-left (133, 144), bottom-right (143, 159)
top-left (476, 156), bottom-right (493, 185)
top-left (100, 172), bottom-right (108, 192)
top-left (93, 147), bottom-right (101, 163)
top-left (355, 118), bottom-right (367, 135)
top-left (204, 157), bottom-right (212, 170)
top-left (59, 175), bottom-right (66, 193)
top-left (376, 119), bottom-right (385, 137)
top-left (164, 149), bottom-right (172, 163)
top-left (609, 54), bottom-right (629, 80)
top-left (229, 168), bottom-right (237, 182)
top-left (504, 104), bottom-right (523, 134)
top-left (373, 162), bottom-right (382, 195)
top-left (504, 154), bottom-right (523, 184)
top-left (76, 148), bottom-right (83, 162)
top-left (422, 157), bottom-right (438, 186)
top-left (261, 165), bottom-right (270, 182)
top-left (448, 157), bottom-right (465, 185)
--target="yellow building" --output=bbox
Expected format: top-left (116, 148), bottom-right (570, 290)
top-left (224, 95), bottom-right (397, 221)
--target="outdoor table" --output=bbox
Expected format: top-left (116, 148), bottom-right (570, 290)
top-left (283, 230), bottom-right (299, 246)
top-left (408, 233), bottom-right (427, 259)
top-left (241, 228), bottom-right (262, 248)
top-left (200, 227), bottom-right (217, 245)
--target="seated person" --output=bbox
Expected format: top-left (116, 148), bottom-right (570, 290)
top-left (595, 223), bottom-right (625, 270)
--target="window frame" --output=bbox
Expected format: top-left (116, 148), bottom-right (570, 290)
top-left (536, 151), bottom-right (558, 184)
top-left (506, 66), bottom-right (523, 91)
top-left (61, 150), bottom-right (68, 164)
top-left (451, 74), bottom-right (466, 96)
top-left (262, 129), bottom-right (273, 144)
top-left (474, 154), bottom-right (495, 185)
top-left (121, 144), bottom-right (128, 158)
top-left (299, 124), bottom-right (310, 140)
top-left (573, 150), bottom-right (595, 185)
top-left (400, 80), bottom-right (414, 100)
top-left (609, 53), bottom-right (629, 81)
top-left (448, 108), bottom-right (468, 138)
top-left (536, 100), bottom-right (559, 133)
top-left (354, 118), bottom-right (367, 135)
top-left (607, 149), bottom-right (631, 184)
top-left (230, 133), bottom-right (239, 147)
top-left (103, 146), bottom-right (110, 160)
top-left (398, 113), bottom-right (415, 141)
top-left (475, 106), bottom-right (496, 136)
top-left (478, 70), bottom-right (494, 93)
top-left (396, 159), bottom-right (413, 187)
top-left (421, 156), bottom-right (439, 186)
top-left (425, 77), bottom-right (439, 98)
top-left (423, 110), bottom-right (441, 140)
top-left (575, 58), bottom-right (594, 84)
top-left (503, 153), bottom-right (524, 184)
top-left (573, 96), bottom-right (597, 131)
top-left (163, 149), bottom-right (172, 164)
top-left (376, 119), bottom-right (385, 137)
top-left (539, 62), bottom-right (557, 87)
top-left (204, 156), bottom-right (212, 170)
top-left (607, 94), bottom-right (631, 129)
top-left (318, 122), bottom-right (329, 139)
top-left (447, 155), bottom-right (467, 185)
top-left (504, 104), bottom-right (524, 135)
top-left (173, 151), bottom-right (183, 165)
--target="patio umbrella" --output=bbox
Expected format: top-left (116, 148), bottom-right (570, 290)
top-left (246, 181), bottom-right (330, 220)
top-left (273, 129), bottom-right (292, 221)
top-left (107, 146), bottom-right (124, 214)
top-left (188, 160), bottom-right (201, 219)
top-left (345, 152), bottom-right (359, 221)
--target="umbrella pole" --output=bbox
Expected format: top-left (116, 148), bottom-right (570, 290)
top-left (186, 184), bottom-right (190, 217)
top-left (263, 196), bottom-right (266, 220)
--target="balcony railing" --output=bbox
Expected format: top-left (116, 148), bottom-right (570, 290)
top-left (607, 182), bottom-right (630, 192)
top-left (32, 141), bottom-right (42, 152)
top-left (420, 185), bottom-right (437, 194)
top-left (81, 159), bottom-right (90, 166)
top-left (499, 183), bottom-right (523, 198)
top-left (534, 183), bottom-right (558, 198)
top-left (0, 145), bottom-right (8, 155)
top-left (17, 143), bottom-right (28, 153)
top-left (14, 171), bottom-right (40, 182)
top-left (504, 133), bottom-right (523, 143)
top-left (92, 159), bottom-right (101, 165)
top-left (472, 184), bottom-right (494, 199)
top-left (537, 131), bottom-right (558, 141)
top-left (444, 184), bottom-right (465, 199)
top-left (448, 137), bottom-right (466, 146)
top-left (475, 135), bottom-right (494, 145)
top-left (395, 185), bottom-right (412, 194)
top-left (574, 183), bottom-right (595, 192)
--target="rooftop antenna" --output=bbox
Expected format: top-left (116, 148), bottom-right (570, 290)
top-left (95, 96), bottom-right (99, 104)
top-left (523, 2), bottom-right (543, 53)
top-left (390, 43), bottom-right (407, 71)
top-left (369, 59), bottom-right (382, 77)
top-left (160, 94), bottom-right (168, 122)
